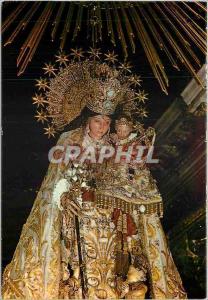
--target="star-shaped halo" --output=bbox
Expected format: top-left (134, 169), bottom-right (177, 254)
top-left (32, 93), bottom-right (48, 107)
top-left (134, 90), bottom-right (148, 103)
top-left (43, 63), bottom-right (57, 76)
top-left (44, 125), bottom-right (56, 138)
top-left (55, 51), bottom-right (69, 66)
top-left (104, 51), bottom-right (118, 64)
top-left (138, 107), bottom-right (148, 118)
top-left (88, 47), bottom-right (102, 60)
top-left (35, 109), bottom-right (48, 123)
top-left (128, 74), bottom-right (142, 87)
top-left (118, 62), bottom-right (132, 73)
top-left (36, 78), bottom-right (49, 91)
top-left (70, 48), bottom-right (84, 60)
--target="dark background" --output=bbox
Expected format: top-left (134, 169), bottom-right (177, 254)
top-left (2, 2), bottom-right (206, 298)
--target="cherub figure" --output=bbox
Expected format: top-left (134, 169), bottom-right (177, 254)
top-left (110, 114), bottom-right (156, 167)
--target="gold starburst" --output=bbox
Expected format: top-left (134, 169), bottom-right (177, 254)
top-left (44, 125), bottom-right (56, 138)
top-left (118, 62), bottom-right (132, 73)
top-left (134, 90), bottom-right (148, 103)
top-left (104, 51), bottom-right (118, 64)
top-left (32, 93), bottom-right (47, 107)
top-left (36, 78), bottom-right (49, 91)
top-left (3, 2), bottom-right (205, 93)
top-left (55, 52), bottom-right (69, 66)
top-left (70, 48), bottom-right (84, 60)
top-left (43, 63), bottom-right (57, 76)
top-left (88, 47), bottom-right (102, 60)
top-left (138, 107), bottom-right (148, 118)
top-left (35, 110), bottom-right (48, 123)
top-left (128, 74), bottom-right (142, 87)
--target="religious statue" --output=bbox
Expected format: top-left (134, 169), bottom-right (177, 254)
top-left (2, 51), bottom-right (187, 299)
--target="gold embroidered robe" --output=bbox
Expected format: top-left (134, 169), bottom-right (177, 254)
top-left (2, 128), bottom-right (187, 299)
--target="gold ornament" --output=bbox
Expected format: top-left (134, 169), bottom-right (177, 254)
top-left (33, 49), bottom-right (148, 137)
top-left (35, 110), bottom-right (48, 123)
top-left (4, 2), bottom-right (205, 93)
top-left (32, 93), bottom-right (47, 107)
top-left (87, 47), bottom-right (102, 60)
top-left (104, 51), bottom-right (118, 64)
top-left (44, 125), bottom-right (56, 138)
top-left (134, 90), bottom-right (148, 103)
top-left (119, 62), bottom-right (132, 73)
top-left (127, 265), bottom-right (146, 284)
top-left (55, 52), bottom-right (69, 66)
top-left (42, 63), bottom-right (57, 76)
top-left (138, 107), bottom-right (148, 118)
top-left (115, 117), bottom-right (134, 129)
top-left (36, 78), bottom-right (49, 91)
top-left (70, 48), bottom-right (84, 60)
top-left (128, 74), bottom-right (142, 87)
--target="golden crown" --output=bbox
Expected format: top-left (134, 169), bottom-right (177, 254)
top-left (33, 48), bottom-right (149, 138)
top-left (115, 117), bottom-right (134, 129)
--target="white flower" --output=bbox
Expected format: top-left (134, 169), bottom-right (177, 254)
top-left (72, 175), bottom-right (78, 181)
top-left (81, 181), bottom-right (87, 188)
top-left (66, 169), bottom-right (76, 177)
top-left (52, 179), bottom-right (71, 210)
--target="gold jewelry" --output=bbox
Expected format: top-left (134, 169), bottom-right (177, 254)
top-left (115, 117), bottom-right (134, 129)
top-left (33, 49), bottom-right (148, 138)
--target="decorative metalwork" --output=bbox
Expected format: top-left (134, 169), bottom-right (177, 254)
top-left (33, 49), bottom-right (149, 138)
top-left (2, 2), bottom-right (206, 94)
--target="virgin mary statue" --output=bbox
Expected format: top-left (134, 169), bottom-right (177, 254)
top-left (2, 54), bottom-right (187, 299)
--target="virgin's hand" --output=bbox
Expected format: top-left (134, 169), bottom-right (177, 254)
top-left (60, 192), bottom-right (82, 217)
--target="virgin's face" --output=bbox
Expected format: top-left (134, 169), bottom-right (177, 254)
top-left (88, 115), bottom-right (111, 140)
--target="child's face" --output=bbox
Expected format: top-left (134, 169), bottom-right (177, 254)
top-left (116, 124), bottom-right (132, 139)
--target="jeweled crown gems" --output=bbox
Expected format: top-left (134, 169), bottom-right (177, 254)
top-left (33, 49), bottom-right (149, 138)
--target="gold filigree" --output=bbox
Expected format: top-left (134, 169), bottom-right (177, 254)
top-left (33, 50), bottom-right (149, 137)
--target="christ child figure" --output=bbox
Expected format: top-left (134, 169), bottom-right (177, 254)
top-left (111, 115), bottom-right (155, 167)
